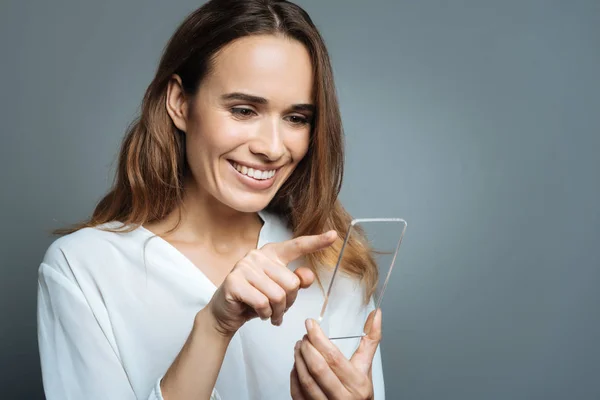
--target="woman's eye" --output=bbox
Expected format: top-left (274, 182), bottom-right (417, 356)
top-left (286, 115), bottom-right (310, 126)
top-left (231, 107), bottom-right (256, 118)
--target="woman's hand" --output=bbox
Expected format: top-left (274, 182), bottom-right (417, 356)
top-left (207, 230), bottom-right (337, 337)
top-left (290, 309), bottom-right (382, 400)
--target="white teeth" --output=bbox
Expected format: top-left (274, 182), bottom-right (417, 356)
top-left (232, 162), bottom-right (276, 180)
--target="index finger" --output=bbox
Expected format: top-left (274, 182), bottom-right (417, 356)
top-left (264, 230), bottom-right (337, 265)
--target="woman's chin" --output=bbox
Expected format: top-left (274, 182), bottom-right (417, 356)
top-left (220, 192), bottom-right (275, 214)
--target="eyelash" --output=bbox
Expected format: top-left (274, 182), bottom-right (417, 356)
top-left (230, 107), bottom-right (311, 126)
top-left (231, 107), bottom-right (256, 118)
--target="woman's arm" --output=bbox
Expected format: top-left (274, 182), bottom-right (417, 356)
top-left (38, 262), bottom-right (225, 400)
top-left (160, 308), bottom-right (231, 399)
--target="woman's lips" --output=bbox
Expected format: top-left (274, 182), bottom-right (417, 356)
top-left (228, 160), bottom-right (279, 190)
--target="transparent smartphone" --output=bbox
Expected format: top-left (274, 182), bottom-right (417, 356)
top-left (318, 218), bottom-right (407, 340)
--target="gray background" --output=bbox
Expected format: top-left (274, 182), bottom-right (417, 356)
top-left (1, 0), bottom-right (599, 399)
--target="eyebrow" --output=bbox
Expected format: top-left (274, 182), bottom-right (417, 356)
top-left (221, 92), bottom-right (315, 113)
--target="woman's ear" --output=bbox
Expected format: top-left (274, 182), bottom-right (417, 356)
top-left (166, 74), bottom-right (189, 133)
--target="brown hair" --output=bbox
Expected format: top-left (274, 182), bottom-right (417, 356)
top-left (56, 0), bottom-right (378, 300)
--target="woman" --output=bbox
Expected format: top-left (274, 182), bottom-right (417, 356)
top-left (37, 0), bottom-right (384, 399)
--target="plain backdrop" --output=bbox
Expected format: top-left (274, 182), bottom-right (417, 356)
top-left (1, 0), bottom-right (599, 399)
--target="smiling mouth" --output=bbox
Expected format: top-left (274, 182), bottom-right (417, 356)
top-left (230, 161), bottom-right (277, 180)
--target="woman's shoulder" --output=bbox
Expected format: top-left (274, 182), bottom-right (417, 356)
top-left (39, 221), bottom-right (144, 281)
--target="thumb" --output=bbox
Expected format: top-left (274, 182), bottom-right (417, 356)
top-left (350, 308), bottom-right (382, 374)
top-left (294, 266), bottom-right (315, 289)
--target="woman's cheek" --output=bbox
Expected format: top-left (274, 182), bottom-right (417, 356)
top-left (285, 131), bottom-right (310, 161)
top-left (219, 119), bottom-right (257, 145)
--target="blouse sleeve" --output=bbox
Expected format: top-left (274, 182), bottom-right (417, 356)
top-left (37, 261), bottom-right (167, 400)
top-left (38, 260), bottom-right (223, 400)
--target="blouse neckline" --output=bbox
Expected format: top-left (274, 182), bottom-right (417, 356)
top-left (134, 210), bottom-right (272, 292)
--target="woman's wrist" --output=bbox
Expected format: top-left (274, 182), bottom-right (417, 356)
top-left (194, 306), bottom-right (235, 342)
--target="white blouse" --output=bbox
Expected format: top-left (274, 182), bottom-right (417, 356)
top-left (37, 210), bottom-right (385, 400)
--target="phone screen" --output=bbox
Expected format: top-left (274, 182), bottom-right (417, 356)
top-left (318, 218), bottom-right (407, 340)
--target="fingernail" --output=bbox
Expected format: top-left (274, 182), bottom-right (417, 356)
top-left (295, 341), bottom-right (300, 351)
top-left (305, 318), bottom-right (313, 330)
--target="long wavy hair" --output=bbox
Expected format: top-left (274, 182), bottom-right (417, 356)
top-left (55, 0), bottom-right (378, 300)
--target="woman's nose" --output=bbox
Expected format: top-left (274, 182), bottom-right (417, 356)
top-left (249, 119), bottom-right (285, 161)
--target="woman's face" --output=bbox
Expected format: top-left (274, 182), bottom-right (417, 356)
top-left (167, 34), bottom-right (314, 213)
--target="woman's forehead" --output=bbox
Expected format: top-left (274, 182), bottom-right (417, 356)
top-left (204, 35), bottom-right (314, 105)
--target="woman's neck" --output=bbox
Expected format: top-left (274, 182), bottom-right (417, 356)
top-left (145, 179), bottom-right (263, 253)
